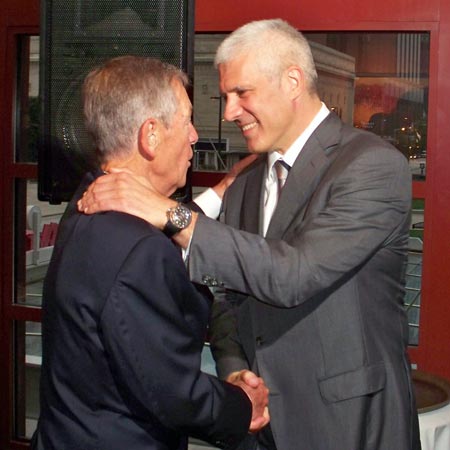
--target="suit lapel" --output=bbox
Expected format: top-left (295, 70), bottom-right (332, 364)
top-left (266, 113), bottom-right (343, 238)
top-left (239, 156), bottom-right (266, 234)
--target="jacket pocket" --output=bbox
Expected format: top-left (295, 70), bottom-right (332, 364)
top-left (318, 363), bottom-right (386, 403)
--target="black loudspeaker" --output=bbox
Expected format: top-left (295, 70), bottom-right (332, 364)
top-left (38, 0), bottom-right (195, 204)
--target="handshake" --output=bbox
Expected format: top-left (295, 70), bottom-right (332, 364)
top-left (227, 370), bottom-right (270, 433)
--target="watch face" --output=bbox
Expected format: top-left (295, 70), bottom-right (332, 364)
top-left (170, 204), bottom-right (191, 228)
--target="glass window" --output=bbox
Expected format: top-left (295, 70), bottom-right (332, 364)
top-left (15, 36), bottom-right (40, 163)
top-left (14, 179), bottom-right (66, 307)
top-left (13, 36), bottom-right (67, 308)
top-left (306, 32), bottom-right (429, 181)
top-left (13, 320), bottom-right (41, 440)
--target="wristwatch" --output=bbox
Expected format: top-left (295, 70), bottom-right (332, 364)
top-left (163, 203), bottom-right (192, 237)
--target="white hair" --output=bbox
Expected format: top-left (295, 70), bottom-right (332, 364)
top-left (83, 56), bottom-right (189, 161)
top-left (215, 19), bottom-right (318, 94)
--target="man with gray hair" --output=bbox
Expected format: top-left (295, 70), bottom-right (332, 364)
top-left (79, 20), bottom-right (421, 450)
top-left (31, 55), bottom-right (269, 450)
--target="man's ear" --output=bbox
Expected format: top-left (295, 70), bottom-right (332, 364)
top-left (139, 118), bottom-right (158, 158)
top-left (285, 65), bottom-right (304, 99)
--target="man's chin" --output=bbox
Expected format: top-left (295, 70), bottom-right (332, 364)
top-left (171, 179), bottom-right (187, 195)
top-left (246, 145), bottom-right (268, 155)
top-left (244, 137), bottom-right (266, 154)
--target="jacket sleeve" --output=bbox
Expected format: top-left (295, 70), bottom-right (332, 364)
top-left (99, 233), bottom-right (251, 449)
top-left (209, 288), bottom-right (250, 379)
top-left (188, 143), bottom-right (411, 308)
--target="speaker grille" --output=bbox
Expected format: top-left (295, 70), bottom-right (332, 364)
top-left (39, 0), bottom-right (194, 203)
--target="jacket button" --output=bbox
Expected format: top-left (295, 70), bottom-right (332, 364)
top-left (256, 336), bottom-right (263, 346)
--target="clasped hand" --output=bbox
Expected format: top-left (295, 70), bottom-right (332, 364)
top-left (227, 370), bottom-right (270, 433)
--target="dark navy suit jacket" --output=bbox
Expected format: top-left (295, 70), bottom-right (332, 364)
top-left (31, 171), bottom-right (251, 450)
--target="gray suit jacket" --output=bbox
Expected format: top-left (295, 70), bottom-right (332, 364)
top-left (189, 113), bottom-right (421, 450)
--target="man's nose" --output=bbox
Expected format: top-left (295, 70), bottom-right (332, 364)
top-left (189, 123), bottom-right (199, 145)
top-left (223, 96), bottom-right (242, 122)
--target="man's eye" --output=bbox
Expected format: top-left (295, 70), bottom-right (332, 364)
top-left (237, 90), bottom-right (250, 99)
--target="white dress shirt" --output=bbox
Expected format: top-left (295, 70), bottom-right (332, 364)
top-left (262, 103), bottom-right (330, 235)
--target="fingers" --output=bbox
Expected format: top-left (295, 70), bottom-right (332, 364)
top-left (249, 407), bottom-right (270, 433)
top-left (226, 370), bottom-right (260, 387)
top-left (77, 171), bottom-right (176, 230)
top-left (227, 370), bottom-right (270, 433)
top-left (77, 178), bottom-right (117, 214)
top-left (246, 381), bottom-right (269, 432)
top-left (240, 370), bottom-right (261, 388)
top-left (77, 172), bottom-right (118, 213)
top-left (77, 172), bottom-right (151, 215)
top-left (109, 167), bottom-right (133, 174)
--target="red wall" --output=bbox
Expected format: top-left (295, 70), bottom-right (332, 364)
top-left (195, 0), bottom-right (440, 31)
top-left (417, 0), bottom-right (450, 377)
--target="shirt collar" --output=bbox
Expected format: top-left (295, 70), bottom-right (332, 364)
top-left (268, 102), bottom-right (330, 170)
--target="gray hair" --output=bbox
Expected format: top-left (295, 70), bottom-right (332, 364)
top-left (83, 55), bottom-right (189, 161)
top-left (215, 19), bottom-right (318, 94)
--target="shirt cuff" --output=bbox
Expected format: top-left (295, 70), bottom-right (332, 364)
top-left (181, 236), bottom-right (192, 265)
top-left (193, 188), bottom-right (222, 219)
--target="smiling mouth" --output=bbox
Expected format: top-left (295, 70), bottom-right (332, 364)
top-left (240, 122), bottom-right (257, 132)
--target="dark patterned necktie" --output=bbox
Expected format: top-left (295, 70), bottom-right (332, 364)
top-left (275, 159), bottom-right (290, 191)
